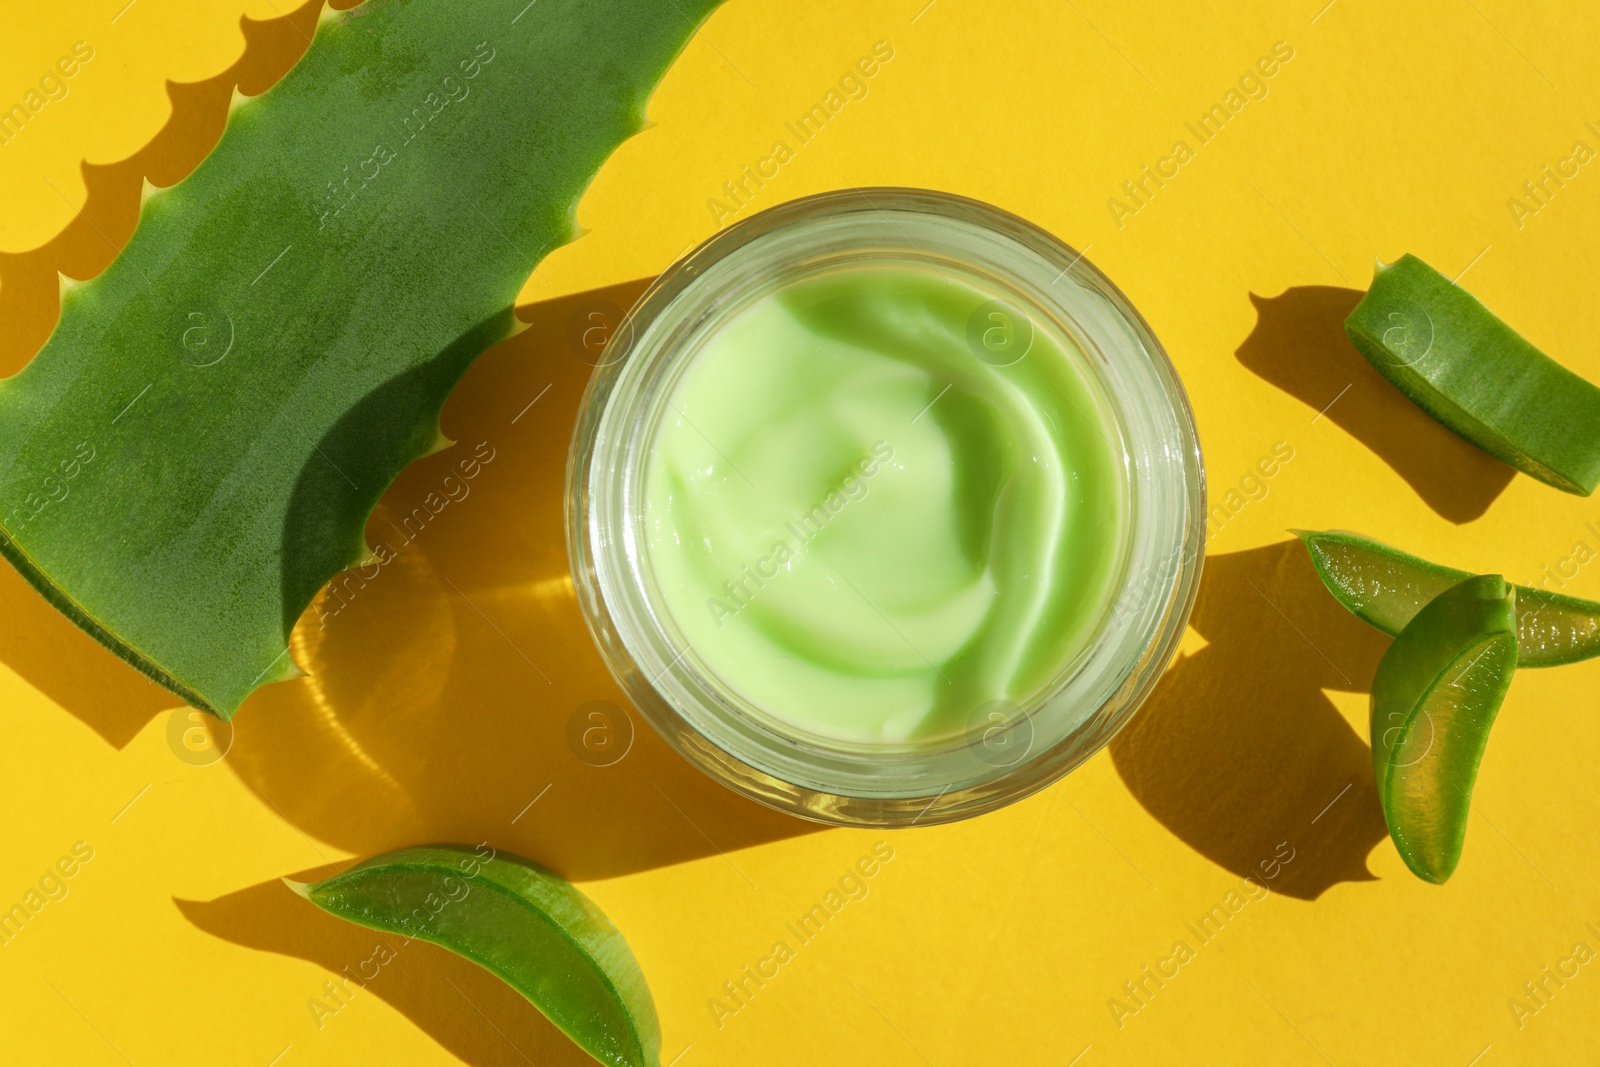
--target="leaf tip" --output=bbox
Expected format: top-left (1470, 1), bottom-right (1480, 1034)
top-left (281, 876), bottom-right (314, 900)
top-left (228, 86), bottom-right (252, 118)
top-left (1396, 838), bottom-right (1458, 884)
top-left (56, 271), bottom-right (82, 301)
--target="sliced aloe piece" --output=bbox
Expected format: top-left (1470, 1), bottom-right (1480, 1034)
top-left (1297, 529), bottom-right (1600, 667)
top-left (1370, 574), bottom-right (1517, 883)
top-left (1345, 254), bottom-right (1600, 495)
top-left (290, 846), bottom-right (659, 1067)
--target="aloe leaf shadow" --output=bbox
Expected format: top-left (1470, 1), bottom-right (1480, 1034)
top-left (1110, 540), bottom-right (1392, 899)
top-left (1236, 286), bottom-right (1514, 524)
top-left (175, 874), bottom-right (597, 1067)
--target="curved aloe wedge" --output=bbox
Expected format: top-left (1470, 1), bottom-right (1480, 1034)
top-left (0, 0), bottom-right (720, 716)
top-left (1297, 529), bottom-right (1600, 667)
top-left (1345, 254), bottom-right (1600, 495)
top-left (1370, 574), bottom-right (1517, 883)
top-left (290, 845), bottom-right (659, 1067)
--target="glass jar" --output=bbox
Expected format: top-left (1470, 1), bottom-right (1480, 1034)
top-left (567, 187), bottom-right (1204, 827)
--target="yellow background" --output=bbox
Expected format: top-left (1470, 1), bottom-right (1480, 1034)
top-left (3, 0), bottom-right (1599, 1063)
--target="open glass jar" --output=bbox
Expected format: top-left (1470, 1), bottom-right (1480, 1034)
top-left (567, 188), bottom-right (1204, 827)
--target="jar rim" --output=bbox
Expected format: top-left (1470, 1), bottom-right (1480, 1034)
top-left (566, 187), bottom-right (1206, 827)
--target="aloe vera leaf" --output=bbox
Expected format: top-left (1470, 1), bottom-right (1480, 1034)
top-left (290, 845), bottom-right (658, 1067)
top-left (0, 0), bottom-right (720, 717)
top-left (1369, 574), bottom-right (1517, 883)
top-left (1296, 529), bottom-right (1600, 667)
top-left (1344, 254), bottom-right (1600, 495)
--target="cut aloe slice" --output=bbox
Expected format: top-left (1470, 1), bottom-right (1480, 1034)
top-left (1297, 529), bottom-right (1600, 667)
top-left (290, 846), bottom-right (659, 1067)
top-left (1370, 574), bottom-right (1517, 883)
top-left (1345, 254), bottom-right (1600, 495)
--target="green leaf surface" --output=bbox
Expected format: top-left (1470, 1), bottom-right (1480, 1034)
top-left (1369, 574), bottom-right (1517, 883)
top-left (1344, 253), bottom-right (1600, 495)
top-left (1296, 529), bottom-right (1600, 666)
top-left (0, 0), bottom-right (720, 716)
top-left (290, 845), bottom-right (659, 1067)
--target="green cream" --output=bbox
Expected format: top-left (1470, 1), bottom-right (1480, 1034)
top-left (641, 262), bottom-right (1126, 744)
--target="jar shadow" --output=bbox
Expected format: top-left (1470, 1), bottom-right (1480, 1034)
top-left (217, 279), bottom-right (824, 884)
top-left (1235, 285), bottom-right (1515, 524)
top-left (1110, 539), bottom-right (1393, 900)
